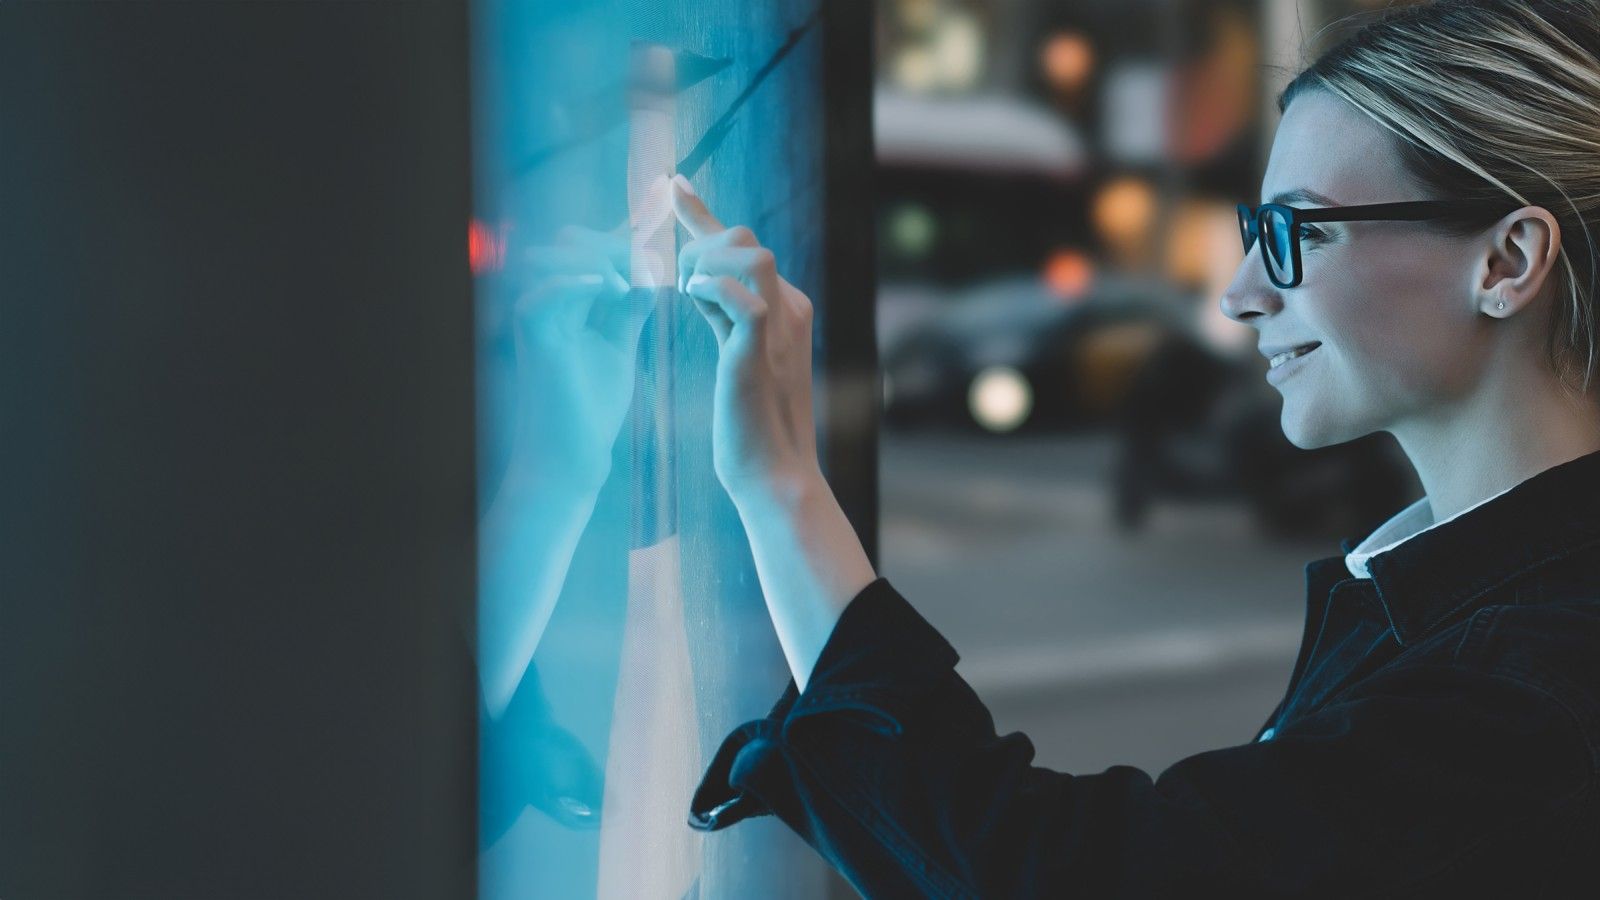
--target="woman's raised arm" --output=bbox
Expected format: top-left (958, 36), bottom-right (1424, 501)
top-left (670, 174), bottom-right (876, 693)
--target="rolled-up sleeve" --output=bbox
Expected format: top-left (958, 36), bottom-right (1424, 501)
top-left (687, 579), bottom-right (1591, 898)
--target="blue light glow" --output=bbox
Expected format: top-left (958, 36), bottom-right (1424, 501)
top-left (470, 2), bottom-right (834, 896)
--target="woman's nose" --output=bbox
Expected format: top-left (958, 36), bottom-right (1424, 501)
top-left (1218, 247), bottom-right (1281, 325)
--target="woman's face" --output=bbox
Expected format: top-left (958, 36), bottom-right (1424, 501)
top-left (1221, 89), bottom-right (1498, 450)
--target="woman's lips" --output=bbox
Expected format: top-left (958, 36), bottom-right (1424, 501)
top-left (1266, 342), bottom-right (1320, 385)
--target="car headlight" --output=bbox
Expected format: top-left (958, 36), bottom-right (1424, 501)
top-left (968, 365), bottom-right (1033, 433)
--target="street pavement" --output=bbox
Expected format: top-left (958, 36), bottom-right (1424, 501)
top-left (879, 430), bottom-right (1343, 776)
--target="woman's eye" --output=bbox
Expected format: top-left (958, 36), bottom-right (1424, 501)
top-left (1298, 225), bottom-right (1326, 243)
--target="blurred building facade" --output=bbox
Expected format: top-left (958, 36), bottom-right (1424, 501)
top-left (875, 0), bottom-right (1427, 353)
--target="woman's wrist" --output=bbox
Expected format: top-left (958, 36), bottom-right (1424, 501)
top-left (726, 464), bottom-right (826, 517)
top-left (727, 466), bottom-right (877, 692)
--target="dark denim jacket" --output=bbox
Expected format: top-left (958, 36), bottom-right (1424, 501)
top-left (688, 448), bottom-right (1600, 898)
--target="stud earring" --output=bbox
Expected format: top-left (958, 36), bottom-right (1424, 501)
top-left (1496, 301), bottom-right (1506, 310)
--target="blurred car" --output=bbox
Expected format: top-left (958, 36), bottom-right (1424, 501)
top-left (1110, 332), bottom-right (1420, 540)
top-left (881, 272), bottom-right (1190, 433)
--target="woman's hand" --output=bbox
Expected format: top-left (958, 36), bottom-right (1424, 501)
top-left (670, 174), bottom-right (822, 505)
top-left (669, 174), bottom-right (875, 692)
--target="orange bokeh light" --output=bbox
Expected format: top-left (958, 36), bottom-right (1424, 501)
top-left (1041, 33), bottom-right (1094, 93)
top-left (1091, 176), bottom-right (1158, 247)
top-left (1044, 248), bottom-right (1094, 302)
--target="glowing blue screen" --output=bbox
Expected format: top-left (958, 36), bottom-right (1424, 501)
top-left (470, 2), bottom-right (834, 896)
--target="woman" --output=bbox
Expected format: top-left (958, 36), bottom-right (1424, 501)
top-left (676, 1), bottom-right (1600, 896)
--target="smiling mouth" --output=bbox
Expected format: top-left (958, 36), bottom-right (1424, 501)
top-left (1269, 342), bottom-right (1321, 369)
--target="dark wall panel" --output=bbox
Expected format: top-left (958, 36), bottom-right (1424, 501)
top-left (0, 4), bottom-right (477, 898)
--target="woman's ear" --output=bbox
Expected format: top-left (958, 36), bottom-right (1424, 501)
top-left (1478, 205), bottom-right (1562, 318)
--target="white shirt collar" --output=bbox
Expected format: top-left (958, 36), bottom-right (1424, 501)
top-left (1344, 482), bottom-right (1520, 579)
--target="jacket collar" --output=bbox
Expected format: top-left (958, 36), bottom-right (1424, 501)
top-left (1333, 446), bottom-right (1600, 647)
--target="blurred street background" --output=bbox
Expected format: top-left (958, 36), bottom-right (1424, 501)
top-left (870, 0), bottom-right (1424, 775)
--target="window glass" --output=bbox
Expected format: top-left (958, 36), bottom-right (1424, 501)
top-left (470, 3), bottom-right (836, 896)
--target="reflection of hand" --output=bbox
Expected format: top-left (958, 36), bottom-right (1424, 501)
top-left (506, 219), bottom-right (649, 497)
top-left (481, 660), bottom-right (603, 845)
top-left (476, 215), bottom-right (654, 720)
top-left (525, 721), bottom-right (604, 830)
top-left (669, 174), bottom-right (821, 503)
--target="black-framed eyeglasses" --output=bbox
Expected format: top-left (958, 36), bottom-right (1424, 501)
top-left (1237, 199), bottom-right (1498, 288)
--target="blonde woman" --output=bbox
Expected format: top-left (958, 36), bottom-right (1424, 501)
top-left (678, 1), bottom-right (1600, 896)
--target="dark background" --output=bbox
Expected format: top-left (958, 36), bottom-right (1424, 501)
top-left (1, 4), bottom-right (479, 898)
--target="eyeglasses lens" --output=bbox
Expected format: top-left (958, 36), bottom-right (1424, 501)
top-left (1262, 207), bottom-right (1295, 285)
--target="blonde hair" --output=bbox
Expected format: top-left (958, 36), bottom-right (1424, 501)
top-left (1280, 0), bottom-right (1600, 397)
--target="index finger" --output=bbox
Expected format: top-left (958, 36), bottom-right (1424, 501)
top-left (670, 174), bottom-right (724, 239)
